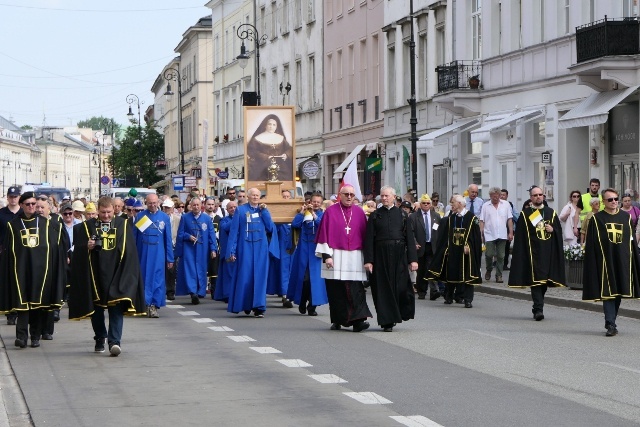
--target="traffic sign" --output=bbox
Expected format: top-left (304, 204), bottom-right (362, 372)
top-left (113, 179), bottom-right (120, 187)
top-left (217, 170), bottom-right (229, 179)
top-left (101, 176), bottom-right (110, 185)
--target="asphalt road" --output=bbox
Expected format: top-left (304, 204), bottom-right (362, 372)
top-left (2, 291), bottom-right (640, 427)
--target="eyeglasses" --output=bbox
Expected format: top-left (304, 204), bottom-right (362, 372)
top-left (606, 197), bottom-right (619, 202)
top-left (531, 193), bottom-right (544, 197)
top-left (135, 209), bottom-right (144, 212)
top-left (571, 195), bottom-right (580, 198)
top-left (340, 193), bottom-right (355, 198)
top-left (227, 192), bottom-right (236, 195)
top-left (62, 212), bottom-right (73, 216)
top-left (178, 205), bottom-right (185, 208)
top-left (23, 202), bottom-right (36, 206)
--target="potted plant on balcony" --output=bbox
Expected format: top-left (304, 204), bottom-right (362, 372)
top-left (468, 75), bottom-right (480, 89)
top-left (564, 243), bottom-right (584, 290)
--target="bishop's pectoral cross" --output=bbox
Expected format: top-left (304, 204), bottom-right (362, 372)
top-left (345, 225), bottom-right (351, 235)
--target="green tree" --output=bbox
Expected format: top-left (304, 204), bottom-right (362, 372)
top-left (20, 125), bottom-right (33, 130)
top-left (110, 121), bottom-right (164, 187)
top-left (77, 116), bottom-right (122, 140)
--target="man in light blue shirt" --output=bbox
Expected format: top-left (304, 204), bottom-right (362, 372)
top-left (465, 184), bottom-right (484, 218)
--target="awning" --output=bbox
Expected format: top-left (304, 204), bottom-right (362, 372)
top-left (318, 148), bottom-right (345, 157)
top-left (333, 144), bottom-right (367, 178)
top-left (471, 109), bottom-right (545, 142)
top-left (417, 118), bottom-right (480, 149)
top-left (558, 86), bottom-right (639, 129)
top-left (296, 156), bottom-right (312, 167)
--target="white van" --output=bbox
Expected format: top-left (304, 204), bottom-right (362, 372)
top-left (109, 187), bottom-right (156, 201)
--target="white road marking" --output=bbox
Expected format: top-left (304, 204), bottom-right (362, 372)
top-left (343, 392), bottom-right (392, 404)
top-left (276, 359), bottom-right (312, 367)
top-left (390, 415), bottom-right (445, 427)
top-left (598, 362), bottom-right (640, 374)
top-left (192, 318), bottom-right (216, 323)
top-left (208, 326), bottom-right (234, 332)
top-left (165, 305), bottom-right (185, 309)
top-left (227, 335), bottom-right (256, 342)
top-left (464, 329), bottom-right (509, 341)
top-left (177, 311), bottom-right (200, 316)
top-left (308, 374), bottom-right (347, 384)
top-left (249, 347), bottom-right (282, 354)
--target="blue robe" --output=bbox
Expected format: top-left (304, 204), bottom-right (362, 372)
top-left (134, 210), bottom-right (174, 307)
top-left (267, 223), bottom-right (292, 296)
top-left (175, 213), bottom-right (217, 297)
top-left (226, 204), bottom-right (278, 313)
top-left (287, 210), bottom-right (328, 306)
top-left (214, 215), bottom-right (236, 302)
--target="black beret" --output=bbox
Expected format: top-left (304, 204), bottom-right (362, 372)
top-left (19, 192), bottom-right (36, 204)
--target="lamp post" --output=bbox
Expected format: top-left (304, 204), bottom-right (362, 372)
top-left (126, 94), bottom-right (143, 183)
top-left (94, 131), bottom-right (104, 198)
top-left (236, 23), bottom-right (268, 106)
top-left (408, 0), bottom-right (418, 197)
top-left (163, 68), bottom-right (185, 174)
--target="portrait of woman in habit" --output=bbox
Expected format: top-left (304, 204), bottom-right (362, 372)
top-left (247, 113), bottom-right (293, 182)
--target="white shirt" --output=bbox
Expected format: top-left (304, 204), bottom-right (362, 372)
top-left (479, 200), bottom-right (513, 241)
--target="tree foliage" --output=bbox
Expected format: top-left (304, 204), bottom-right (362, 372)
top-left (109, 121), bottom-right (164, 188)
top-left (20, 124), bottom-right (33, 130)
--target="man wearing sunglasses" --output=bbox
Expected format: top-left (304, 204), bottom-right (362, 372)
top-left (583, 188), bottom-right (640, 337)
top-left (0, 192), bottom-right (66, 349)
top-left (508, 185), bottom-right (565, 321)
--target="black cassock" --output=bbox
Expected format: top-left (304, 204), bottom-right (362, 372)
top-left (582, 210), bottom-right (640, 301)
top-left (0, 214), bottom-right (67, 312)
top-left (68, 217), bottom-right (146, 319)
top-left (364, 206), bottom-right (417, 327)
top-left (427, 211), bottom-right (482, 284)
top-left (508, 206), bottom-right (565, 288)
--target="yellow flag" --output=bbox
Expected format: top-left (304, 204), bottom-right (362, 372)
top-left (135, 215), bottom-right (152, 232)
top-left (528, 209), bottom-right (542, 227)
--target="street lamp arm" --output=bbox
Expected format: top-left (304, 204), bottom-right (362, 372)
top-left (163, 67), bottom-right (185, 174)
top-left (236, 23), bottom-right (268, 44)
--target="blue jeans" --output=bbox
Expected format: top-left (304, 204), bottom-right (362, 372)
top-left (91, 302), bottom-right (125, 346)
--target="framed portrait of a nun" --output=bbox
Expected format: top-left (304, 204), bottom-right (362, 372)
top-left (244, 106), bottom-right (296, 191)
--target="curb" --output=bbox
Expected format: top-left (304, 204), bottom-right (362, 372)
top-left (0, 335), bottom-right (33, 427)
top-left (477, 286), bottom-right (640, 320)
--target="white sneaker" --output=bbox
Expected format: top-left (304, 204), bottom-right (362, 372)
top-left (109, 344), bottom-right (121, 357)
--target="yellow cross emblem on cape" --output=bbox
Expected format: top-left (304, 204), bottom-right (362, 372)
top-left (606, 223), bottom-right (623, 244)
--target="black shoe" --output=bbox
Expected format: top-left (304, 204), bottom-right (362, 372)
top-left (606, 325), bottom-right (618, 337)
top-left (307, 306), bottom-right (317, 316)
top-left (253, 310), bottom-right (265, 318)
top-left (503, 266), bottom-right (510, 271)
top-left (244, 310), bottom-right (251, 315)
top-left (429, 292), bottom-right (441, 301)
top-left (42, 334), bottom-right (53, 340)
top-left (298, 304), bottom-right (307, 315)
top-left (417, 292), bottom-right (426, 300)
top-left (15, 339), bottom-right (26, 348)
top-left (444, 299), bottom-right (453, 305)
top-left (191, 294), bottom-right (200, 305)
top-left (283, 299), bottom-right (293, 308)
top-left (330, 323), bottom-right (342, 330)
top-left (7, 317), bottom-right (16, 326)
top-left (534, 312), bottom-right (544, 321)
top-left (30, 339), bottom-right (40, 348)
top-left (53, 310), bottom-right (60, 322)
top-left (464, 301), bottom-right (473, 308)
top-left (382, 324), bottom-right (393, 332)
top-left (95, 338), bottom-right (106, 353)
top-left (455, 298), bottom-right (464, 304)
top-left (353, 321), bottom-right (370, 332)
top-left (167, 294), bottom-right (175, 301)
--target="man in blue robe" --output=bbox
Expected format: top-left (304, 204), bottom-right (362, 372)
top-left (267, 190), bottom-right (294, 308)
top-left (214, 201), bottom-right (237, 302)
top-left (226, 188), bottom-right (278, 317)
top-left (287, 193), bottom-right (328, 316)
top-left (134, 194), bottom-right (174, 318)
top-left (175, 197), bottom-right (217, 305)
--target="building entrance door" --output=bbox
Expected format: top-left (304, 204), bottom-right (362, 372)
top-left (610, 156), bottom-right (640, 202)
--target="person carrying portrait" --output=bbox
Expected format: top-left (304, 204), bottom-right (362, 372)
top-left (247, 114), bottom-right (293, 182)
top-left (364, 186), bottom-right (418, 332)
top-left (267, 190), bottom-right (295, 308)
top-left (68, 197), bottom-right (145, 356)
top-left (582, 188), bottom-right (640, 336)
top-left (0, 192), bottom-right (66, 349)
top-left (428, 194), bottom-right (482, 308)
top-left (315, 184), bottom-right (372, 332)
top-left (175, 197), bottom-right (217, 305)
top-left (508, 185), bottom-right (565, 321)
top-left (214, 201), bottom-right (238, 303)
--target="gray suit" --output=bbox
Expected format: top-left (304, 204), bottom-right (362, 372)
top-left (409, 208), bottom-right (442, 298)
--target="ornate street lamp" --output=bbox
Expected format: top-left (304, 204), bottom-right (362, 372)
top-left (236, 23), bottom-right (268, 106)
top-left (94, 131), bottom-right (104, 197)
top-left (126, 94), bottom-right (143, 183)
top-left (164, 67), bottom-right (185, 174)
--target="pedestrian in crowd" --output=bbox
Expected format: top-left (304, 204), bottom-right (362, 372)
top-left (580, 198), bottom-right (601, 244)
top-left (268, 190), bottom-right (294, 308)
top-left (214, 200), bottom-right (237, 302)
top-left (133, 199), bottom-right (145, 214)
top-left (72, 200), bottom-right (86, 221)
top-left (624, 188), bottom-right (640, 208)
top-left (410, 194), bottom-right (441, 300)
top-left (85, 202), bottom-right (97, 220)
top-left (431, 192), bottom-right (445, 216)
top-left (400, 200), bottom-right (414, 215)
top-left (204, 197), bottom-right (223, 297)
top-left (226, 188), bottom-right (277, 317)
top-left (68, 196), bottom-right (145, 356)
top-left (288, 193), bottom-right (327, 316)
top-left (162, 198), bottom-right (180, 301)
top-left (175, 202), bottom-right (185, 215)
top-left (0, 192), bottom-right (66, 349)
top-left (583, 188), bottom-right (640, 336)
top-left (364, 186), bottom-right (418, 332)
top-left (236, 190), bottom-right (247, 205)
top-left (0, 186), bottom-right (22, 325)
top-left (124, 198), bottom-right (136, 219)
top-left (134, 194), bottom-right (174, 318)
top-left (620, 193), bottom-right (640, 231)
top-left (480, 187), bottom-right (513, 284)
top-left (175, 197), bottom-right (217, 305)
top-left (559, 190), bottom-right (582, 246)
top-left (428, 194), bottom-right (482, 308)
top-left (500, 189), bottom-right (518, 271)
top-left (315, 184), bottom-right (372, 332)
top-left (577, 178), bottom-right (603, 225)
top-left (221, 188), bottom-right (237, 210)
top-left (48, 195), bottom-right (59, 214)
top-left (508, 185), bottom-right (565, 320)
top-left (465, 184), bottom-right (484, 218)
top-left (113, 197), bottom-right (127, 219)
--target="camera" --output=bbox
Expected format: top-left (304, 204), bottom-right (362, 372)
top-left (91, 235), bottom-right (103, 250)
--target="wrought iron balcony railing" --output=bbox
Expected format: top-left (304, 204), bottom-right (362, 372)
top-left (435, 61), bottom-right (482, 93)
top-left (576, 16), bottom-right (640, 63)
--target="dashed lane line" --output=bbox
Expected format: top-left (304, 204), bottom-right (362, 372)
top-left (177, 311), bottom-right (200, 316)
top-left (208, 326), bottom-right (234, 332)
top-left (192, 318), bottom-right (216, 323)
top-left (308, 374), bottom-right (347, 384)
top-left (390, 415), bottom-right (445, 427)
top-left (249, 346), bottom-right (282, 354)
top-left (343, 392), bottom-right (392, 404)
top-left (165, 305), bottom-right (185, 309)
top-left (227, 335), bottom-right (256, 342)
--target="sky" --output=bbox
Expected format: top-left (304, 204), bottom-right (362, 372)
top-left (0, 0), bottom-right (212, 129)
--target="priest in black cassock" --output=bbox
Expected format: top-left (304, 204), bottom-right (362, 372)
top-left (582, 188), bottom-right (640, 337)
top-left (69, 196), bottom-right (146, 357)
top-left (0, 192), bottom-right (67, 349)
top-left (364, 186), bottom-right (418, 332)
top-left (428, 194), bottom-right (482, 308)
top-left (508, 185), bottom-right (565, 321)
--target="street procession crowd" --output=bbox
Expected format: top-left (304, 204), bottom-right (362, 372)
top-left (0, 176), bottom-right (639, 358)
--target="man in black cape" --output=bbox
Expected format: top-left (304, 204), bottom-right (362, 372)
top-left (428, 194), bottom-right (482, 308)
top-left (582, 188), bottom-right (640, 336)
top-left (0, 192), bottom-right (67, 348)
top-left (69, 196), bottom-right (145, 356)
top-left (508, 185), bottom-right (565, 320)
top-left (364, 186), bottom-right (418, 332)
